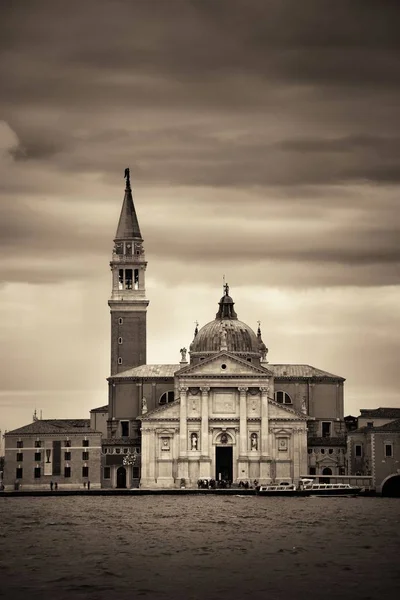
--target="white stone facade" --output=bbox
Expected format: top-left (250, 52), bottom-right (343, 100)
top-left (140, 352), bottom-right (308, 488)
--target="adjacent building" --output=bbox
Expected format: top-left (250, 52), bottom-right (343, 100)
top-left (347, 408), bottom-right (400, 495)
top-left (3, 419), bottom-right (101, 490)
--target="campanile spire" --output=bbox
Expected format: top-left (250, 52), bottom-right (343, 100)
top-left (108, 169), bottom-right (149, 375)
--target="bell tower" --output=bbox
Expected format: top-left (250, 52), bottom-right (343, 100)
top-left (108, 168), bottom-right (149, 375)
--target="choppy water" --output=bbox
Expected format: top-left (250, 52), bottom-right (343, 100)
top-left (0, 496), bottom-right (399, 600)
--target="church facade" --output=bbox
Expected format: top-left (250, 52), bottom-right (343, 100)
top-left (100, 171), bottom-right (347, 489)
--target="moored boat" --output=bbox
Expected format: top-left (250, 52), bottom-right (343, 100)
top-left (256, 483), bottom-right (310, 497)
top-left (302, 482), bottom-right (361, 496)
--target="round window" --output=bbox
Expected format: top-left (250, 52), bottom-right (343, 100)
top-left (221, 364), bottom-right (227, 370)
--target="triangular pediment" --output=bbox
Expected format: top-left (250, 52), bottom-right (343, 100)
top-left (268, 399), bottom-right (307, 420)
top-left (176, 352), bottom-right (273, 378)
top-left (140, 399), bottom-right (180, 421)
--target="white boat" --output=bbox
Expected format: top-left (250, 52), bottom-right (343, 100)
top-left (302, 482), bottom-right (361, 496)
top-left (257, 483), bottom-right (309, 497)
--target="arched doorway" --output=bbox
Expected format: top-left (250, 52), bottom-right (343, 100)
top-left (321, 467), bottom-right (332, 484)
top-left (116, 466), bottom-right (127, 488)
top-left (381, 475), bottom-right (400, 497)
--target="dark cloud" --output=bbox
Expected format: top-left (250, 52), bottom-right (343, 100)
top-left (0, 0), bottom-right (400, 432)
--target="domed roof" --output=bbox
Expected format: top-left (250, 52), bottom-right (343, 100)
top-left (189, 284), bottom-right (266, 359)
top-left (190, 318), bottom-right (260, 355)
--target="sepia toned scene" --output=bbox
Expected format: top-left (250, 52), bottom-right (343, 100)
top-left (1, 1), bottom-right (399, 598)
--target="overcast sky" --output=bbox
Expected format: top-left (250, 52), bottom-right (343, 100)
top-left (1, 0), bottom-right (399, 434)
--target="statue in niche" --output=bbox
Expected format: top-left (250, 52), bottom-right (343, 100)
top-left (251, 433), bottom-right (258, 451)
top-left (161, 437), bottom-right (170, 451)
top-left (220, 433), bottom-right (228, 444)
top-left (190, 433), bottom-right (198, 450)
top-left (301, 397), bottom-right (307, 414)
top-left (141, 397), bottom-right (148, 415)
top-left (180, 347), bottom-right (187, 362)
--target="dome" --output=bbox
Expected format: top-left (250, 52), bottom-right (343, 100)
top-left (189, 284), bottom-right (266, 362)
top-left (190, 318), bottom-right (260, 356)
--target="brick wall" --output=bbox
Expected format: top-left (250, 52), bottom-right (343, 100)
top-left (4, 432), bottom-right (102, 490)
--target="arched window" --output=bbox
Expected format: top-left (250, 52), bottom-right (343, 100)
top-left (275, 391), bottom-right (292, 404)
top-left (159, 391), bottom-right (175, 405)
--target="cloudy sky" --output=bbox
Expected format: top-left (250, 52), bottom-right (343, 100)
top-left (1, 0), bottom-right (399, 434)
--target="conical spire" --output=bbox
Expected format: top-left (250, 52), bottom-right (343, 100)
top-left (115, 168), bottom-right (142, 240)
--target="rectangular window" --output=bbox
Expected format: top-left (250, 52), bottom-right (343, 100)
top-left (82, 439), bottom-right (89, 447)
top-left (134, 268), bottom-right (139, 290)
top-left (65, 440), bottom-right (71, 447)
top-left (103, 467), bottom-right (111, 479)
top-left (34, 452), bottom-right (41, 461)
top-left (355, 444), bottom-right (362, 457)
top-left (121, 421), bottom-right (129, 437)
top-left (322, 422), bottom-right (331, 438)
top-left (309, 467), bottom-right (316, 475)
top-left (64, 466), bottom-right (71, 478)
top-left (34, 467), bottom-right (41, 478)
top-left (64, 452), bottom-right (71, 461)
top-left (16, 467), bottom-right (23, 479)
top-left (34, 440), bottom-right (42, 448)
top-left (16, 453), bottom-right (23, 462)
top-left (385, 444), bottom-right (393, 458)
top-left (82, 451), bottom-right (89, 461)
top-left (17, 441), bottom-right (23, 449)
top-left (82, 466), bottom-right (89, 478)
top-left (118, 269), bottom-right (124, 290)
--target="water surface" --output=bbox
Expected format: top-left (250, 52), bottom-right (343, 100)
top-left (1, 496), bottom-right (399, 599)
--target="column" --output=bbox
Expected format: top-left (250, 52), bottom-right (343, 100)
top-left (179, 386), bottom-right (188, 455)
top-left (238, 387), bottom-right (248, 456)
top-left (139, 427), bottom-right (149, 487)
top-left (238, 387), bottom-right (249, 481)
top-left (178, 386), bottom-right (189, 481)
top-left (260, 383), bottom-right (270, 455)
top-left (200, 387), bottom-right (210, 456)
top-left (260, 384), bottom-right (271, 483)
top-left (199, 387), bottom-right (211, 478)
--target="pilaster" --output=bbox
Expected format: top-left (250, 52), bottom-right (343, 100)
top-left (178, 386), bottom-right (189, 480)
top-left (238, 386), bottom-right (249, 479)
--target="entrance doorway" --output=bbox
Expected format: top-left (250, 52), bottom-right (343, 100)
top-left (116, 466), bottom-right (127, 488)
top-left (215, 446), bottom-right (233, 483)
top-left (321, 467), bottom-right (332, 484)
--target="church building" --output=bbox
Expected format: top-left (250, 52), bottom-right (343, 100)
top-left (2, 170), bottom-right (347, 491)
top-left (99, 170), bottom-right (347, 489)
